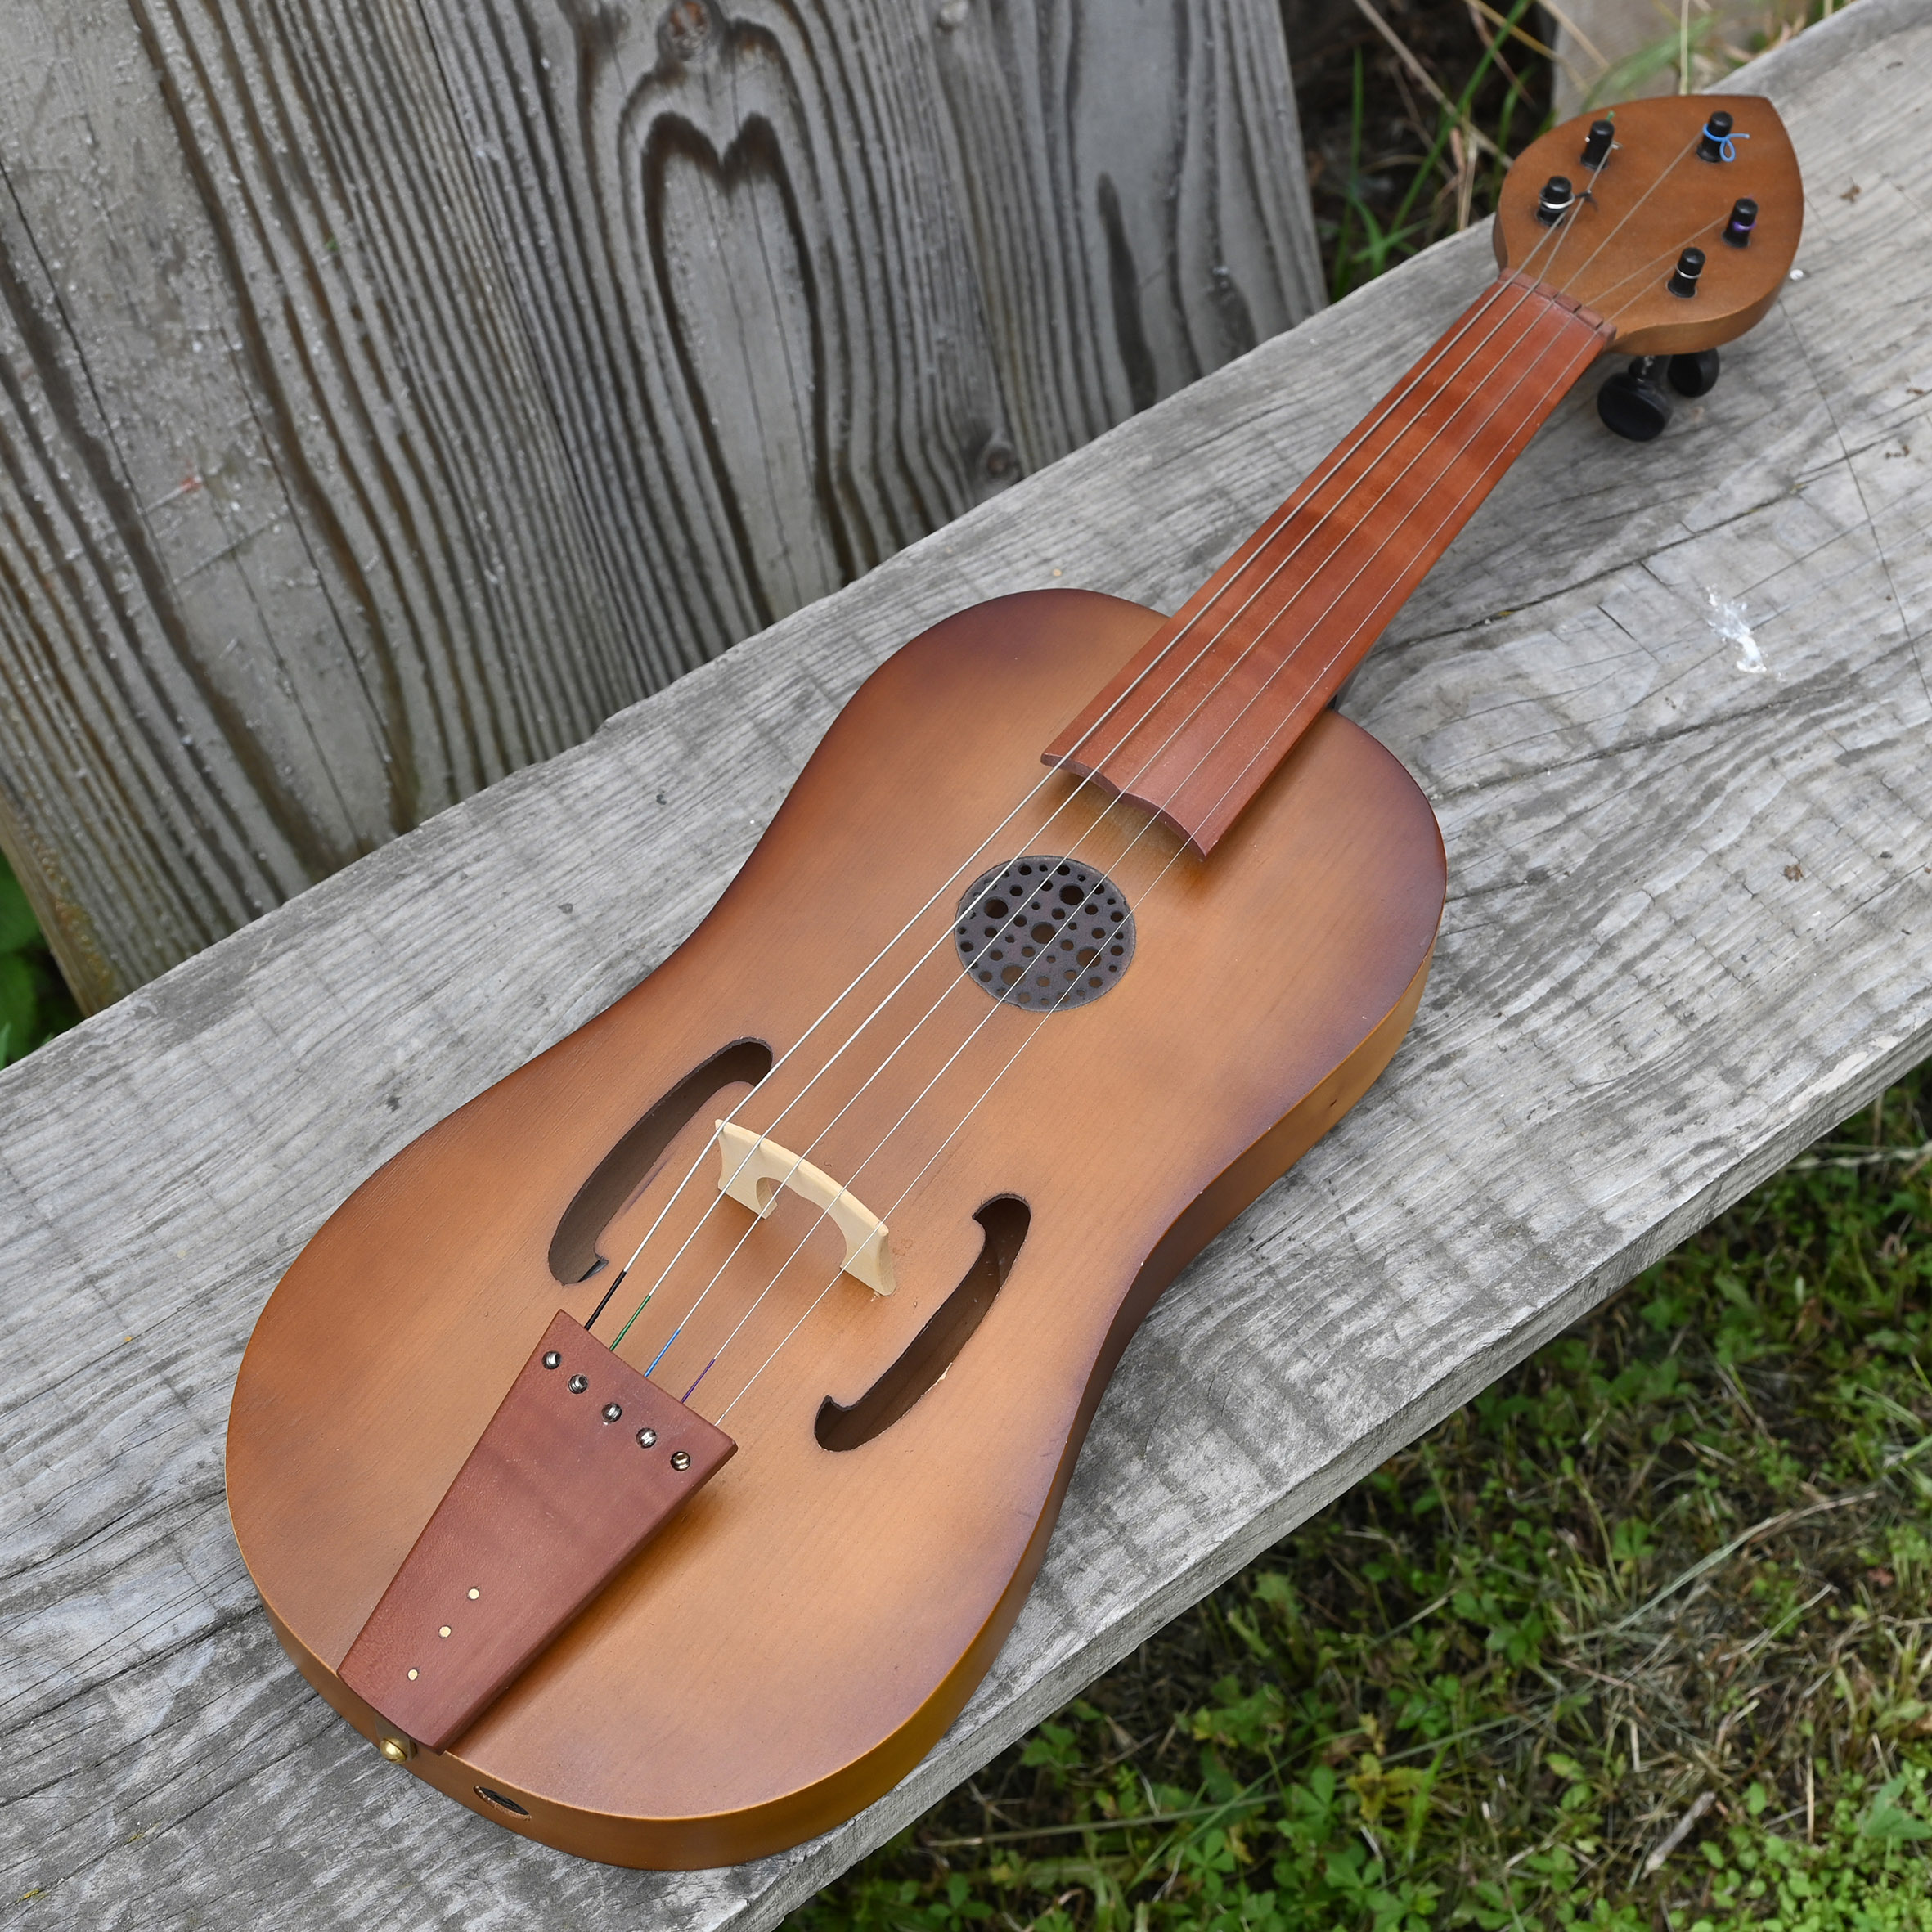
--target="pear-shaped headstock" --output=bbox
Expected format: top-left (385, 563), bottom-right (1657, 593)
top-left (1494, 94), bottom-right (1802, 355)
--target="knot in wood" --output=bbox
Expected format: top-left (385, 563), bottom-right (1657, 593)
top-left (659, 0), bottom-right (717, 64)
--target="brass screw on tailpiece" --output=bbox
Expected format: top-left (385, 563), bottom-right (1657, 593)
top-left (379, 1734), bottom-right (416, 1764)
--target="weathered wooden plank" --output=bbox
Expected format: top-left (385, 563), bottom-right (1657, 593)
top-left (0, 0), bottom-right (640, 1011)
top-left (0, 0), bottom-right (1323, 1013)
top-left (927, 0), bottom-right (1327, 460)
top-left (2, 2), bottom-right (1928, 1925)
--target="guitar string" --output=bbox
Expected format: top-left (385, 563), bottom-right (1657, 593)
top-left (587, 235), bottom-right (1575, 1341)
top-left (700, 290), bottom-right (1620, 1422)
top-left (611, 140), bottom-right (1681, 1376)
top-left (590, 128), bottom-right (1686, 1335)
top-left (623, 279), bottom-right (1593, 1378)
top-left (1570, 219), bottom-right (1724, 315)
top-left (1539, 132), bottom-right (1703, 312)
top-left (618, 145), bottom-right (1696, 1377)
top-left (591, 206), bottom-right (1593, 1348)
top-left (603, 115), bottom-right (1713, 1360)
top-left (608, 226), bottom-right (1613, 1367)
top-left (663, 299), bottom-right (1604, 1399)
top-left (614, 132), bottom-right (1704, 1371)
top-left (698, 197), bottom-right (1720, 1426)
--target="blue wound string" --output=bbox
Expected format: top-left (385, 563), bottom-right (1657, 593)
top-left (1707, 120), bottom-right (1750, 163)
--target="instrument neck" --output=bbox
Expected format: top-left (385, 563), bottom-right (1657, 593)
top-left (1043, 272), bottom-right (1614, 855)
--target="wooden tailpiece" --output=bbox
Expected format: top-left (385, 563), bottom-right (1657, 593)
top-left (339, 1310), bottom-right (735, 1752)
top-left (1044, 273), bottom-right (1613, 855)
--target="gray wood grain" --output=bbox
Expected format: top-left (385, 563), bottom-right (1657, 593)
top-left (0, 0), bottom-right (639, 1010)
top-left (928, 0), bottom-right (1326, 462)
top-left (0, 0), bottom-right (1323, 1013)
top-left (2, 1), bottom-right (1929, 1925)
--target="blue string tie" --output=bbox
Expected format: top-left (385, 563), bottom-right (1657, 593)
top-left (1707, 120), bottom-right (1751, 163)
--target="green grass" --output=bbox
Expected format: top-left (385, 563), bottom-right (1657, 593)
top-left (0, 852), bottom-right (77, 1067)
top-left (1324, 0), bottom-right (1544, 303)
top-left (1295, 0), bottom-right (1566, 309)
top-left (800, 1068), bottom-right (1932, 1930)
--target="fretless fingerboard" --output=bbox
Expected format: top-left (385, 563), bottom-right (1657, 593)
top-left (1042, 272), bottom-right (1613, 855)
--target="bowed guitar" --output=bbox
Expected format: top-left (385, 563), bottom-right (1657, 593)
top-left (228, 94), bottom-right (1802, 1867)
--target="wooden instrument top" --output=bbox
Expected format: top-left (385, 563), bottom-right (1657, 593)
top-left (3, 5), bottom-right (1927, 1921)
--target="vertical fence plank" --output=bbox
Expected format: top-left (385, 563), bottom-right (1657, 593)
top-left (416, 0), bottom-right (1022, 663)
top-left (0, 0), bottom-right (640, 1008)
top-left (0, 0), bottom-right (1323, 1009)
top-left (929, 0), bottom-right (1326, 465)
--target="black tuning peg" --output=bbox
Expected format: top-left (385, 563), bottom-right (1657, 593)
top-left (1667, 348), bottom-right (1721, 397)
top-left (1597, 351), bottom-right (1723, 440)
top-left (1597, 357), bottom-right (1674, 442)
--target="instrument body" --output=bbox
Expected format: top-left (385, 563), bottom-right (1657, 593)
top-left (228, 588), bottom-right (1445, 1864)
top-left (227, 95), bottom-right (1803, 1866)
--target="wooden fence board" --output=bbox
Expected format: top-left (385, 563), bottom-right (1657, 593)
top-left (928, 0), bottom-right (1326, 456)
top-left (1, 2), bottom-right (1927, 1926)
top-left (0, 0), bottom-right (1323, 1012)
top-left (0, 0), bottom-right (639, 1008)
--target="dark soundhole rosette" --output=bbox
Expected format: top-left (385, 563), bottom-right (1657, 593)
top-left (953, 856), bottom-right (1135, 1013)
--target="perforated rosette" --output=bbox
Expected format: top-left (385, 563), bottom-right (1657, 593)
top-left (953, 856), bottom-right (1134, 1012)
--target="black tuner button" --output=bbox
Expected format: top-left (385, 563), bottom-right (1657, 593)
top-left (1697, 110), bottom-right (1735, 162)
top-left (1668, 348), bottom-right (1721, 398)
top-left (1723, 197), bottom-right (1759, 247)
top-left (1581, 119), bottom-right (1614, 168)
top-left (1598, 357), bottom-right (1674, 442)
top-left (1536, 174), bottom-right (1575, 225)
top-left (1667, 246), bottom-right (1706, 298)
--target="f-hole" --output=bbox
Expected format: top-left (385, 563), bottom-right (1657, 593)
top-left (815, 1197), bottom-right (1029, 1452)
top-left (548, 1040), bottom-right (773, 1287)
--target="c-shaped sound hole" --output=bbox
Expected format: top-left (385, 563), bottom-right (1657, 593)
top-left (815, 1197), bottom-right (1029, 1451)
top-left (549, 1040), bottom-right (774, 1285)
